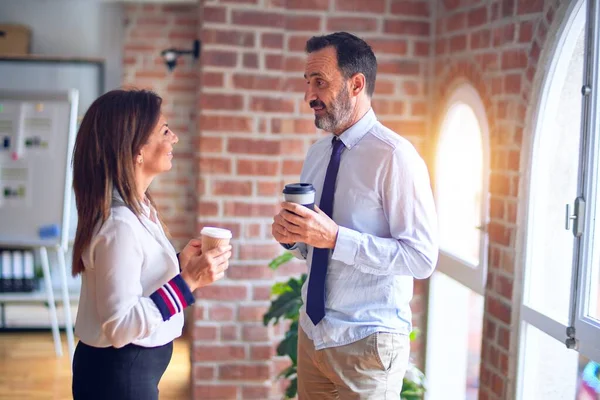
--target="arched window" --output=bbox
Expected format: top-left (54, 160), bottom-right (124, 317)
top-left (426, 83), bottom-right (489, 400)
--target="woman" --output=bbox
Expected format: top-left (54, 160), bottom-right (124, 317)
top-left (70, 89), bottom-right (230, 399)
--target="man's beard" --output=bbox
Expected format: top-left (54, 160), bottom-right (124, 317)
top-left (310, 85), bottom-right (353, 133)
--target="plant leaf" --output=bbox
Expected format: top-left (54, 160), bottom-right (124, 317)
top-left (284, 377), bottom-right (297, 399)
top-left (269, 252), bottom-right (294, 270)
top-left (263, 288), bottom-right (303, 326)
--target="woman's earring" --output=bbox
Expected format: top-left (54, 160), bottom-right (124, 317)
top-left (138, 156), bottom-right (143, 164)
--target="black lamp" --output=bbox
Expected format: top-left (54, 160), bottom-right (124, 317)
top-left (160, 39), bottom-right (201, 72)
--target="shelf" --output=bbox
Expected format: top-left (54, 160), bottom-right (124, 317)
top-left (0, 290), bottom-right (79, 303)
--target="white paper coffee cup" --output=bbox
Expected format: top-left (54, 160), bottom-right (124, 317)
top-left (200, 227), bottom-right (232, 250)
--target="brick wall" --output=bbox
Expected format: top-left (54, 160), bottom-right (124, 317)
top-left (432, 0), bottom-right (568, 399)
top-left (122, 3), bottom-right (199, 251)
top-left (194, 0), bottom-right (431, 398)
top-left (120, 0), bottom-right (577, 399)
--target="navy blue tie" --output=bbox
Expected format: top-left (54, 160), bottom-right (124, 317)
top-left (306, 137), bottom-right (345, 325)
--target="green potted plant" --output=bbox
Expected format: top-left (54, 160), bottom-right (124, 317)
top-left (263, 253), bottom-right (426, 399)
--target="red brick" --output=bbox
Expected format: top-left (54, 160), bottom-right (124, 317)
top-left (327, 17), bottom-right (379, 32)
top-left (336, 0), bottom-right (385, 12)
top-left (261, 33), bottom-right (284, 49)
top-left (283, 77), bottom-right (306, 92)
top-left (136, 17), bottom-right (168, 25)
top-left (219, 364), bottom-right (271, 381)
top-left (375, 79), bottom-right (396, 95)
top-left (468, 6), bottom-right (487, 27)
top-left (414, 41), bottom-right (429, 57)
top-left (272, 118), bottom-right (315, 134)
top-left (446, 12), bottom-right (466, 32)
top-left (228, 139), bottom-right (280, 155)
top-left (232, 10), bottom-right (284, 28)
top-left (242, 385), bottom-right (273, 399)
top-left (199, 157), bottom-right (231, 174)
top-left (501, 49), bottom-right (528, 70)
top-left (288, 35), bottom-right (311, 52)
top-left (257, 181), bottom-right (282, 196)
top-left (287, 0), bottom-right (329, 10)
top-left (384, 120), bottom-right (426, 136)
top-left (285, 15), bottom-right (321, 31)
top-left (221, 0), bottom-right (258, 3)
top-left (282, 160), bottom-right (303, 175)
top-left (402, 81), bottom-right (420, 96)
top-left (378, 60), bottom-right (420, 75)
top-left (490, 198), bottom-right (504, 220)
top-left (471, 29), bottom-right (491, 49)
top-left (203, 50), bottom-right (237, 67)
top-left (193, 305), bottom-right (206, 320)
top-left (239, 243), bottom-right (280, 260)
top-left (198, 201), bottom-right (219, 216)
top-left (202, 29), bottom-right (255, 47)
top-left (369, 39), bottom-right (408, 56)
top-left (199, 137), bottom-right (223, 153)
top-left (487, 297), bottom-right (511, 324)
top-left (194, 366), bottom-right (216, 380)
top-left (224, 202), bottom-right (278, 217)
top-left (246, 223), bottom-right (262, 238)
top-left (493, 24), bottom-right (515, 46)
top-left (253, 285), bottom-right (272, 300)
top-left (193, 384), bottom-right (238, 400)
top-left (505, 74), bottom-right (522, 94)
top-left (372, 99), bottom-right (404, 115)
top-left (242, 325), bottom-right (271, 341)
top-left (175, 16), bottom-right (198, 26)
top-left (284, 56), bottom-right (305, 72)
top-left (495, 274), bottom-right (513, 300)
top-left (237, 159), bottom-right (279, 176)
top-left (233, 74), bottom-right (283, 91)
top-left (390, 1), bottom-right (429, 16)
top-left (201, 94), bottom-right (244, 111)
top-left (195, 285), bottom-right (248, 301)
top-left (518, 0), bottom-right (543, 15)
top-left (135, 71), bottom-right (167, 80)
top-left (384, 20), bottom-right (430, 36)
top-left (519, 21), bottom-right (534, 43)
top-left (449, 35), bottom-right (467, 52)
top-left (411, 102), bottom-right (426, 116)
top-left (168, 30), bottom-right (197, 40)
top-left (244, 53), bottom-right (259, 69)
top-left (209, 305), bottom-right (235, 321)
top-left (228, 265), bottom-right (274, 280)
top-left (239, 305), bottom-right (269, 322)
top-left (194, 345), bottom-right (246, 361)
top-left (281, 139), bottom-right (306, 155)
top-left (265, 54), bottom-right (283, 70)
top-left (194, 326), bottom-right (218, 340)
top-left (213, 180), bottom-right (252, 196)
top-left (488, 222), bottom-right (510, 247)
top-left (220, 325), bottom-right (238, 341)
top-left (498, 326), bottom-right (510, 349)
top-left (250, 96), bottom-right (295, 113)
top-left (200, 115), bottom-right (253, 132)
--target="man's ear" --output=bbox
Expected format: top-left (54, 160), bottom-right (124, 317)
top-left (350, 73), bottom-right (366, 97)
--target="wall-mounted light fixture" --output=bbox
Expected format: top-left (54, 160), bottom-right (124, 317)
top-left (160, 39), bottom-right (201, 72)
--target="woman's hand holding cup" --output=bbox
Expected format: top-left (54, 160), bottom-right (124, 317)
top-left (181, 227), bottom-right (233, 291)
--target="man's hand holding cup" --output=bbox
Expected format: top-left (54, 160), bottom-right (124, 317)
top-left (272, 183), bottom-right (339, 249)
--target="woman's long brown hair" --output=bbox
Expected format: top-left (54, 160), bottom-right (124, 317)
top-left (71, 89), bottom-right (165, 276)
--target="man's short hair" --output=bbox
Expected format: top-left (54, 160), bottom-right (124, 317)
top-left (305, 32), bottom-right (378, 98)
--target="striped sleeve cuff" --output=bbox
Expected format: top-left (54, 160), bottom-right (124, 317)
top-left (150, 274), bottom-right (195, 321)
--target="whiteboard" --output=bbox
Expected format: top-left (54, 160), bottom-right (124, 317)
top-left (0, 58), bottom-right (104, 243)
top-left (0, 90), bottom-right (78, 249)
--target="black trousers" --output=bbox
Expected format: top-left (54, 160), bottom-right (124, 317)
top-left (72, 340), bottom-right (173, 400)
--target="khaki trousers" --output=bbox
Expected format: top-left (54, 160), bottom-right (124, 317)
top-left (297, 327), bottom-right (410, 400)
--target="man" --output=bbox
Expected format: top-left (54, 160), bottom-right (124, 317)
top-left (271, 32), bottom-right (438, 399)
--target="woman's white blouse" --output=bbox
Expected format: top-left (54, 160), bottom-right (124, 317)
top-left (74, 199), bottom-right (194, 348)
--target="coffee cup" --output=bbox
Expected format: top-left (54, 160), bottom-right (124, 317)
top-left (200, 227), bottom-right (232, 251)
top-left (283, 183), bottom-right (316, 210)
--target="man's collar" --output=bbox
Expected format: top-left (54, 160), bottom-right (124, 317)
top-left (335, 108), bottom-right (377, 150)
